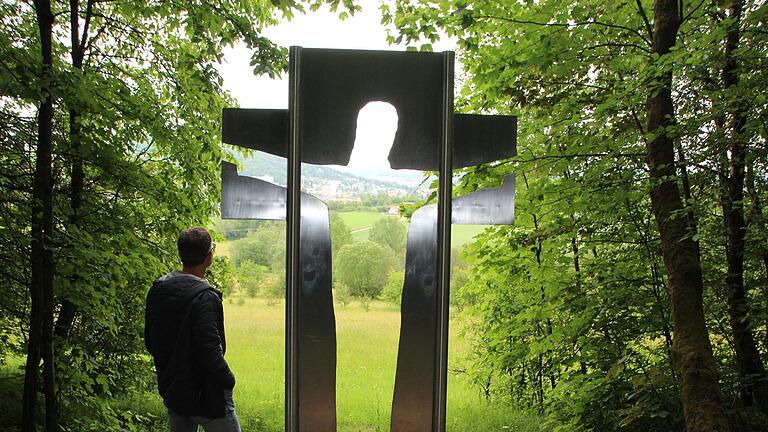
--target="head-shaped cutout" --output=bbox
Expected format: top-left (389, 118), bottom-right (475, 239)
top-left (298, 49), bottom-right (444, 169)
top-left (221, 49), bottom-right (517, 170)
top-left (346, 101), bottom-right (399, 171)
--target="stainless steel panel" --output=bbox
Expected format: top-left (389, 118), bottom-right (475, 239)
top-left (391, 174), bottom-right (516, 431)
top-left (221, 162), bottom-right (336, 431)
top-left (221, 109), bottom-right (517, 170)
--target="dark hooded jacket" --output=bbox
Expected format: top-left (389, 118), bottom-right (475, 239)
top-left (144, 271), bottom-right (236, 419)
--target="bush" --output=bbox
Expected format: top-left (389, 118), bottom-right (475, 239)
top-left (207, 255), bottom-right (237, 296)
top-left (380, 270), bottom-right (405, 304)
top-left (263, 268), bottom-right (286, 301)
top-left (237, 260), bottom-right (270, 297)
top-left (228, 222), bottom-right (285, 268)
top-left (451, 267), bottom-right (474, 309)
top-left (334, 283), bottom-right (352, 307)
top-left (334, 241), bottom-right (394, 299)
top-left (358, 296), bottom-right (371, 311)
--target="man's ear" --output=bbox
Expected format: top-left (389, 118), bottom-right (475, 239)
top-left (205, 251), bottom-right (214, 267)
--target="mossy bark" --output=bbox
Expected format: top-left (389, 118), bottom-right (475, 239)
top-left (645, 1), bottom-right (731, 430)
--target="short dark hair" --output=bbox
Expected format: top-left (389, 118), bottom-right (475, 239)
top-left (178, 227), bottom-right (212, 267)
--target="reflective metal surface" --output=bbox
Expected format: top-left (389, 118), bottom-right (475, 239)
top-left (296, 192), bottom-right (336, 431)
top-left (222, 108), bottom-right (287, 157)
top-left (434, 52), bottom-right (454, 432)
top-left (298, 49), bottom-right (444, 169)
top-left (287, 46), bottom-right (302, 432)
top-left (221, 109), bottom-right (517, 169)
top-left (451, 175), bottom-right (517, 225)
top-left (391, 175), bottom-right (516, 431)
top-left (221, 162), bottom-right (336, 431)
top-left (391, 204), bottom-right (438, 431)
top-left (221, 162), bottom-right (286, 220)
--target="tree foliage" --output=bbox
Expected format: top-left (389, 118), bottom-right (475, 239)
top-left (335, 241), bottom-right (394, 299)
top-left (385, 0), bottom-right (768, 430)
top-left (369, 216), bottom-right (407, 254)
top-left (330, 213), bottom-right (354, 257)
top-left (0, 0), bottom-right (356, 428)
top-left (228, 222), bottom-right (286, 268)
top-left (379, 269), bottom-right (405, 304)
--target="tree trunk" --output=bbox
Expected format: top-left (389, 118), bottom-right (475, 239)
top-left (675, 140), bottom-right (700, 259)
top-left (55, 0), bottom-right (89, 341)
top-left (745, 163), bottom-right (768, 352)
top-left (644, 1), bottom-right (731, 430)
top-left (24, 1), bottom-right (57, 431)
top-left (524, 172), bottom-right (556, 396)
top-left (719, 0), bottom-right (768, 412)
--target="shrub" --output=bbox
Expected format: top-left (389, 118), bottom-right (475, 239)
top-left (237, 260), bottom-right (269, 297)
top-left (334, 283), bottom-right (352, 307)
top-left (380, 270), bottom-right (405, 304)
top-left (334, 241), bottom-right (394, 299)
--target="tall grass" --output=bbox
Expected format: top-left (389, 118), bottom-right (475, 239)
top-left (0, 298), bottom-right (542, 431)
top-left (223, 297), bottom-right (541, 431)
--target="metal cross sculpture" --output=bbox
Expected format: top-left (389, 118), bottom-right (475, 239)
top-left (221, 47), bottom-right (516, 432)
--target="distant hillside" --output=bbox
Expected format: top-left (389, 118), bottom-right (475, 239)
top-left (236, 151), bottom-right (287, 183)
top-left (234, 151), bottom-right (422, 196)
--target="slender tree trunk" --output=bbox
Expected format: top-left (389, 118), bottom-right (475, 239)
top-left (675, 141), bottom-right (701, 260)
top-left (528, 176), bottom-right (556, 393)
top-left (536, 355), bottom-right (544, 414)
top-left (565, 170), bottom-right (582, 293)
top-left (644, 1), bottom-right (731, 430)
top-left (745, 164), bottom-right (768, 352)
top-left (55, 0), bottom-right (90, 341)
top-left (23, 1), bottom-right (57, 431)
top-left (39, 0), bottom-right (58, 425)
top-left (719, 0), bottom-right (768, 412)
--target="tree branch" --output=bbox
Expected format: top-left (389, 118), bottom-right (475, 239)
top-left (474, 14), bottom-right (651, 46)
top-left (682, 0), bottom-right (707, 22)
top-left (635, 0), bottom-right (654, 41)
top-left (77, 0), bottom-right (95, 63)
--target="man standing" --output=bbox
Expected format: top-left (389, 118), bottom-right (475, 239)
top-left (145, 227), bottom-right (241, 432)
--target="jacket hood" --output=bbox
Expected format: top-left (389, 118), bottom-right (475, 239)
top-left (148, 271), bottom-right (213, 314)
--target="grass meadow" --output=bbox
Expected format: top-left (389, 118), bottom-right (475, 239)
top-left (209, 212), bottom-right (531, 430)
top-left (336, 211), bottom-right (488, 246)
top-left (336, 211), bottom-right (384, 231)
top-left (222, 297), bottom-right (541, 431)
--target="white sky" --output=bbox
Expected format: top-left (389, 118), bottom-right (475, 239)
top-left (216, 1), bottom-right (458, 172)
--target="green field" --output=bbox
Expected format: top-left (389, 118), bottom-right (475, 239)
top-left (336, 211), bottom-right (384, 241)
top-left (336, 211), bottom-right (384, 231)
top-left (223, 298), bottom-right (540, 431)
top-left (451, 225), bottom-right (487, 247)
top-left (0, 217), bottom-right (515, 430)
top-left (336, 211), bottom-right (489, 246)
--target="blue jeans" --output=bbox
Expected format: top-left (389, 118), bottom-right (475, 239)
top-left (168, 389), bottom-right (241, 432)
